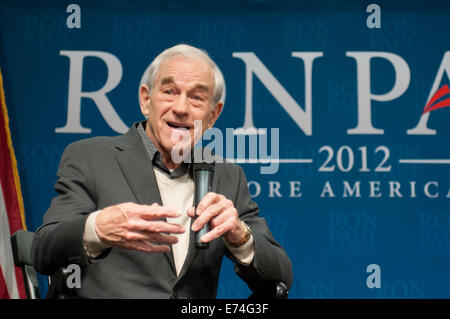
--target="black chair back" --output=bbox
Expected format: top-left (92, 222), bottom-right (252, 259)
top-left (10, 230), bottom-right (40, 299)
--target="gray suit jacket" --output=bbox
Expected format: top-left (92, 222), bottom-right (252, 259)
top-left (31, 122), bottom-right (292, 298)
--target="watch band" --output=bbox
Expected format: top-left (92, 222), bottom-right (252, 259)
top-left (228, 221), bottom-right (252, 248)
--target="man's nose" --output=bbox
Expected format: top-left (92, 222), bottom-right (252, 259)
top-left (172, 94), bottom-right (189, 116)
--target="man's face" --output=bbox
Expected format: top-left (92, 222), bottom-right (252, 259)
top-left (140, 56), bottom-right (223, 164)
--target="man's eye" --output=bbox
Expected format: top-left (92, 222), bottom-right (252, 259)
top-left (193, 95), bottom-right (204, 101)
top-left (164, 90), bottom-right (173, 95)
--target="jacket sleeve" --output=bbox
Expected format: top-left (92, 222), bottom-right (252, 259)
top-left (227, 165), bottom-right (293, 292)
top-left (31, 141), bottom-right (97, 275)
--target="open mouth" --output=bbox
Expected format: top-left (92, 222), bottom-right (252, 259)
top-left (166, 121), bottom-right (191, 130)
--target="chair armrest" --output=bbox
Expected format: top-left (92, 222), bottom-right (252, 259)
top-left (11, 230), bottom-right (34, 266)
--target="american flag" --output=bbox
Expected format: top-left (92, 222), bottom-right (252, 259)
top-left (0, 67), bottom-right (26, 299)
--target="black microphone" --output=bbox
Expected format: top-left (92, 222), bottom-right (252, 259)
top-left (193, 162), bottom-right (215, 249)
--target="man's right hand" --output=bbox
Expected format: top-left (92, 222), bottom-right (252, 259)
top-left (94, 202), bottom-right (185, 254)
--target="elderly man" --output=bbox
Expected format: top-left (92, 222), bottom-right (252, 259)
top-left (31, 44), bottom-right (292, 298)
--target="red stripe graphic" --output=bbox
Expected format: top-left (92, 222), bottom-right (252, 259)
top-left (423, 84), bottom-right (450, 114)
top-left (423, 97), bottom-right (450, 114)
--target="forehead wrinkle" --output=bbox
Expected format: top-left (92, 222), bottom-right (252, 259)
top-left (157, 57), bottom-right (214, 89)
top-left (159, 76), bottom-right (212, 94)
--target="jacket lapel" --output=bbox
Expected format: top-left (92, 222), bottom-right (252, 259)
top-left (175, 218), bottom-right (196, 281)
top-left (113, 124), bottom-right (177, 275)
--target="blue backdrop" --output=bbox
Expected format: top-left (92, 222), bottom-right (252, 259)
top-left (1, 0), bottom-right (449, 298)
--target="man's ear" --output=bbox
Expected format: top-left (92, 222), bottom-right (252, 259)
top-left (208, 102), bottom-right (224, 129)
top-left (139, 85), bottom-right (151, 118)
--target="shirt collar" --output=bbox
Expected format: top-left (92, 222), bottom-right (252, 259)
top-left (137, 121), bottom-right (191, 179)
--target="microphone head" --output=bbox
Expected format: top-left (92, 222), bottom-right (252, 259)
top-left (193, 162), bottom-right (215, 172)
top-left (192, 147), bottom-right (215, 172)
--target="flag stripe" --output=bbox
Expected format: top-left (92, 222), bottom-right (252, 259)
top-left (0, 183), bottom-right (19, 298)
top-left (0, 67), bottom-right (27, 299)
top-left (0, 69), bottom-right (26, 231)
top-left (0, 266), bottom-right (11, 299)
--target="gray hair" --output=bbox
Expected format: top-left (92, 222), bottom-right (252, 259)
top-left (145, 44), bottom-right (224, 109)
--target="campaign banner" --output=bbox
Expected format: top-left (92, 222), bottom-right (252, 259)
top-left (0, 0), bottom-right (449, 298)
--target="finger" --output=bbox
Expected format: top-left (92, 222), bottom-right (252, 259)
top-left (121, 230), bottom-right (152, 242)
top-left (192, 203), bottom-right (223, 232)
top-left (186, 207), bottom-right (196, 218)
top-left (210, 209), bottom-right (232, 229)
top-left (146, 233), bottom-right (179, 245)
top-left (118, 229), bottom-right (176, 252)
top-left (195, 192), bottom-right (222, 216)
top-left (192, 198), bottom-right (234, 231)
top-left (127, 241), bottom-right (171, 254)
top-left (121, 228), bottom-right (180, 245)
top-left (144, 205), bottom-right (181, 220)
top-left (143, 220), bottom-right (185, 234)
top-left (129, 204), bottom-right (181, 220)
top-left (127, 219), bottom-right (185, 235)
top-left (200, 214), bottom-right (235, 243)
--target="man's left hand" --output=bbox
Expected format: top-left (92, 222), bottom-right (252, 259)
top-left (187, 192), bottom-right (245, 245)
